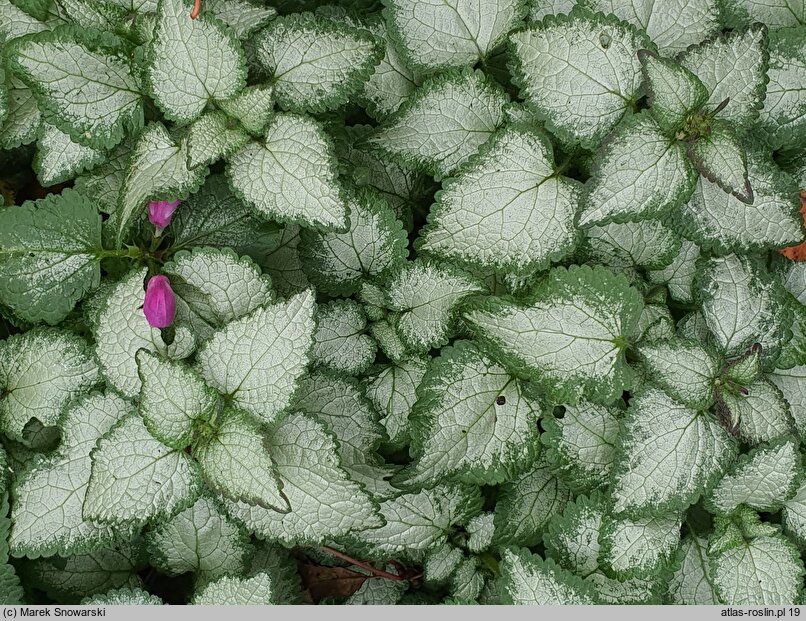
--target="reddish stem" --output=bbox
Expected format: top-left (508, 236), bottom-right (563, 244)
top-left (318, 546), bottom-right (405, 582)
top-left (190, 0), bottom-right (201, 19)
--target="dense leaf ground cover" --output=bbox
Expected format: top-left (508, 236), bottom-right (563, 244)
top-left (0, 0), bottom-right (806, 606)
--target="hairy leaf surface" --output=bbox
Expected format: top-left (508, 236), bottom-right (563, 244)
top-left (465, 265), bottom-right (642, 402)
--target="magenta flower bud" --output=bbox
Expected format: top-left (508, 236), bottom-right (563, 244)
top-left (147, 199), bottom-right (181, 232)
top-left (143, 275), bottom-right (176, 328)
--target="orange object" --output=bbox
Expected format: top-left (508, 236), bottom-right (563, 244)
top-left (190, 0), bottom-right (201, 18)
top-left (778, 191), bottom-right (806, 261)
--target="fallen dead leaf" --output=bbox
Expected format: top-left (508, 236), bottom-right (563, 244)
top-left (297, 561), bottom-right (371, 603)
top-left (778, 191), bottom-right (806, 260)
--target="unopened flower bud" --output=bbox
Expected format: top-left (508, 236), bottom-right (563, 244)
top-left (143, 275), bottom-right (176, 328)
top-left (147, 199), bottom-right (181, 232)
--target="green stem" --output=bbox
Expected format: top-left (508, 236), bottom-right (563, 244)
top-left (145, 256), bottom-right (159, 276)
top-left (98, 246), bottom-right (142, 259)
top-left (149, 232), bottom-right (161, 254)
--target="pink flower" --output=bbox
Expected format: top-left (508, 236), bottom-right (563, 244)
top-left (143, 275), bottom-right (176, 328)
top-left (147, 199), bottom-right (181, 232)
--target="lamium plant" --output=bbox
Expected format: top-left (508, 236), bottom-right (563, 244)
top-left (0, 0), bottom-right (805, 607)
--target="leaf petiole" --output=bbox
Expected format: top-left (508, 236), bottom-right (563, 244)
top-left (98, 245), bottom-right (143, 259)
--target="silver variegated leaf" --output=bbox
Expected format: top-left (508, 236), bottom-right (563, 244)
top-left (667, 535), bottom-right (718, 604)
top-left (163, 247), bottom-right (274, 343)
top-left (204, 0), bottom-right (275, 39)
top-left (81, 588), bottom-right (163, 605)
top-left (0, 0), bottom-right (47, 42)
top-left (186, 111), bottom-right (250, 169)
top-left (217, 85), bottom-right (274, 136)
top-left (385, 0), bottom-right (525, 71)
top-left (599, 511), bottom-right (682, 579)
top-left (255, 13), bottom-right (381, 114)
top-left (675, 150), bottom-right (803, 254)
top-left (227, 114), bottom-right (347, 231)
top-left (191, 573), bottom-right (275, 604)
top-left (770, 366), bottom-right (806, 436)
top-left (759, 29), bottom-right (806, 150)
top-left (509, 10), bottom-right (649, 148)
top-left (84, 414), bottom-right (202, 526)
top-left (610, 388), bottom-right (736, 517)
top-left (728, 379), bottom-right (794, 445)
top-left (147, 0), bottom-right (245, 123)
top-left (579, 112), bottom-right (696, 227)
top-left (369, 68), bottom-right (508, 179)
top-left (346, 575), bottom-right (407, 605)
top-left (299, 188), bottom-right (408, 296)
top-left (423, 543), bottom-right (463, 583)
top-left (0, 329), bottom-right (99, 440)
top-left (686, 121), bottom-right (752, 203)
top-left (196, 291), bottom-right (315, 426)
top-left (293, 373), bottom-right (395, 499)
top-left (194, 409), bottom-right (288, 512)
top-left (497, 547), bottom-right (597, 604)
top-left (348, 483), bottom-right (481, 556)
top-left (310, 300), bottom-right (375, 375)
top-left (636, 338), bottom-right (719, 409)
top-left (9, 393), bottom-right (132, 558)
top-left (0, 189), bottom-right (104, 325)
top-left (359, 15), bottom-right (421, 119)
top-left (9, 27), bottom-right (143, 150)
top-left (27, 544), bottom-right (142, 602)
top-left (584, 0), bottom-right (720, 54)
top-left (464, 265), bottom-right (642, 403)
top-left (782, 261), bottom-right (806, 305)
top-left (449, 556), bottom-right (486, 601)
top-left (708, 439), bottom-right (800, 514)
top-left (585, 220), bottom-right (680, 270)
top-left (711, 534), bottom-right (804, 605)
top-left (647, 239), bottom-right (700, 303)
top-left (466, 512), bottom-right (495, 553)
top-left (420, 125), bottom-right (580, 274)
top-left (364, 358), bottom-right (428, 450)
top-left (698, 255), bottom-right (788, 358)
top-left (544, 491), bottom-right (604, 576)
top-left (586, 572), bottom-right (661, 605)
top-left (493, 455), bottom-right (573, 546)
top-left (639, 50), bottom-right (708, 133)
top-left (0, 75), bottom-right (41, 150)
top-left (223, 413), bottom-right (382, 545)
top-left (146, 495), bottom-right (249, 581)
top-left (719, 0), bottom-right (805, 28)
top-left (541, 401), bottom-right (620, 491)
top-left (389, 261), bottom-right (484, 352)
top-left (395, 340), bottom-right (541, 488)
top-left (136, 350), bottom-right (217, 449)
top-left (679, 24), bottom-right (769, 128)
top-left (369, 319), bottom-right (409, 363)
top-left (33, 122), bottom-right (105, 187)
